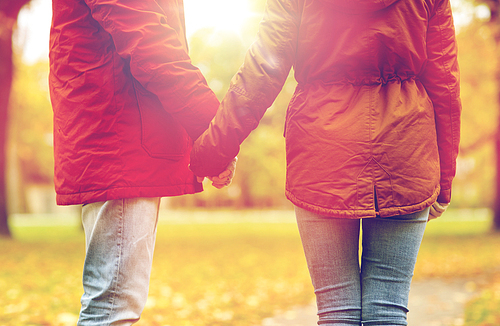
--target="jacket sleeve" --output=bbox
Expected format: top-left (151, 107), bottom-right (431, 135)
top-left (83, 0), bottom-right (219, 140)
top-left (189, 0), bottom-right (302, 176)
top-left (419, 0), bottom-right (461, 203)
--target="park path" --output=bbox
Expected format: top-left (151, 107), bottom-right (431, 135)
top-left (261, 278), bottom-right (481, 326)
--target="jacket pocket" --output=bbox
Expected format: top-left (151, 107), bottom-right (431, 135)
top-left (134, 81), bottom-right (190, 161)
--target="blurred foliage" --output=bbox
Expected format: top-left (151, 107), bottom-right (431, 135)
top-left (453, 16), bottom-right (499, 208)
top-left (8, 59), bottom-right (53, 185)
top-left (6, 0), bottom-right (500, 210)
top-left (416, 230), bottom-right (500, 279)
top-left (465, 278), bottom-right (500, 326)
top-left (172, 0), bottom-right (295, 209)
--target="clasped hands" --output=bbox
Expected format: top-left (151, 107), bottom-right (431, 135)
top-left (195, 157), bottom-right (238, 189)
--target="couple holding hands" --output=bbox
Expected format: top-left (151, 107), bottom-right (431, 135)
top-left (49, 0), bottom-right (460, 325)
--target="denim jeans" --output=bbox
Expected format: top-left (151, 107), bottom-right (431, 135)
top-left (78, 197), bottom-right (160, 326)
top-left (295, 206), bottom-right (428, 326)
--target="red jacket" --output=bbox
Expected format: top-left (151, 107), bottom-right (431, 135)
top-left (49, 0), bottom-right (219, 205)
top-left (190, 0), bottom-right (461, 218)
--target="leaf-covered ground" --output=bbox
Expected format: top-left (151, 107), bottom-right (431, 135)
top-left (1, 211), bottom-right (313, 326)
top-left (1, 209), bottom-right (499, 326)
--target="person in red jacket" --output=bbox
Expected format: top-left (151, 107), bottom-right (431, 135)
top-left (190, 0), bottom-right (461, 324)
top-left (49, 0), bottom-right (233, 324)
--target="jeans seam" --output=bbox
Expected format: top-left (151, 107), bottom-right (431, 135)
top-left (106, 198), bottom-right (125, 324)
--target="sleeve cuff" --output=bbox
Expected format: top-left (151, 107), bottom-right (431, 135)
top-left (437, 188), bottom-right (451, 204)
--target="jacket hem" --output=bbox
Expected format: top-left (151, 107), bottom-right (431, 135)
top-left (285, 186), bottom-right (440, 219)
top-left (56, 184), bottom-right (203, 206)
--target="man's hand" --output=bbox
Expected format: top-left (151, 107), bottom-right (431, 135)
top-left (196, 157), bottom-right (237, 189)
top-left (428, 202), bottom-right (449, 221)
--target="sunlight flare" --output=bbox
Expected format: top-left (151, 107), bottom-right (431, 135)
top-left (184, 0), bottom-right (253, 37)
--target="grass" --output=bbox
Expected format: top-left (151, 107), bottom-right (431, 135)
top-left (1, 208), bottom-right (499, 325)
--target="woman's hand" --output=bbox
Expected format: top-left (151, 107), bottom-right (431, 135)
top-left (428, 202), bottom-right (449, 221)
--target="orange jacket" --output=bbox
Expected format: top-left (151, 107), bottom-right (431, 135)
top-left (190, 0), bottom-right (461, 218)
top-left (49, 0), bottom-right (219, 205)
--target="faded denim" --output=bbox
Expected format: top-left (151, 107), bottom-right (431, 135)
top-left (295, 206), bottom-right (428, 326)
top-left (78, 197), bottom-right (160, 326)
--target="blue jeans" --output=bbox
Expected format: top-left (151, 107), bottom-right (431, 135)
top-left (78, 198), bottom-right (160, 326)
top-left (295, 206), bottom-right (428, 326)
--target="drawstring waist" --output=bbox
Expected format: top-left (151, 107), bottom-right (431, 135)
top-left (297, 74), bottom-right (418, 88)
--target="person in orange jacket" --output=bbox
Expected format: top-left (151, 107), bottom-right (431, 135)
top-left (49, 0), bottom-right (233, 324)
top-left (190, 0), bottom-right (461, 324)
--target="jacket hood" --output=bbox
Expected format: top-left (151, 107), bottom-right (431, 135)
top-left (321, 0), bottom-right (400, 14)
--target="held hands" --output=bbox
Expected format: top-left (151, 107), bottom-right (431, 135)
top-left (428, 201), bottom-right (449, 221)
top-left (196, 157), bottom-right (237, 189)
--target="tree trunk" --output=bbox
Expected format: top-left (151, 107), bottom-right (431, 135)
top-left (0, 0), bottom-right (32, 238)
top-left (487, 0), bottom-right (500, 231)
top-left (495, 132), bottom-right (500, 230)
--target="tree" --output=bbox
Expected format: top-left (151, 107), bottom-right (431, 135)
top-left (451, 14), bottom-right (497, 210)
top-left (472, 0), bottom-right (500, 230)
top-left (0, 0), bottom-right (31, 238)
top-left (8, 60), bottom-right (54, 213)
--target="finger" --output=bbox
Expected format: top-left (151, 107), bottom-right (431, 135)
top-left (212, 178), bottom-right (231, 188)
top-left (428, 213), bottom-right (440, 221)
top-left (196, 176), bottom-right (205, 183)
top-left (210, 176), bottom-right (229, 184)
top-left (218, 169), bottom-right (231, 179)
top-left (212, 182), bottom-right (225, 189)
top-left (428, 202), bottom-right (449, 221)
top-left (428, 211), bottom-right (440, 220)
top-left (227, 158), bottom-right (237, 173)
